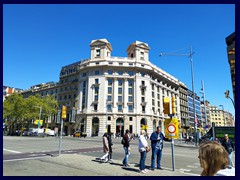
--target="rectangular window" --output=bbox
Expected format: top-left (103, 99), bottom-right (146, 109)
top-left (94, 95), bottom-right (98, 101)
top-left (129, 117), bottom-right (133, 121)
top-left (118, 79), bottom-right (123, 86)
top-left (95, 87), bottom-right (99, 94)
top-left (118, 88), bottom-right (122, 94)
top-left (107, 104), bottom-right (112, 111)
top-left (94, 104), bottom-right (98, 111)
top-left (108, 87), bottom-right (112, 94)
top-left (95, 78), bottom-right (99, 84)
top-left (128, 96), bottom-right (133, 102)
top-left (107, 95), bottom-right (112, 101)
top-left (108, 70), bottom-right (113, 75)
top-left (128, 88), bottom-right (133, 94)
top-left (118, 96), bottom-right (122, 102)
top-left (96, 49), bottom-right (100, 57)
top-left (119, 63), bottom-right (123, 66)
top-left (108, 79), bottom-right (113, 85)
top-left (141, 97), bottom-right (145, 102)
top-left (118, 105), bottom-right (123, 111)
top-left (142, 106), bottom-right (145, 112)
top-left (128, 105), bottom-right (133, 112)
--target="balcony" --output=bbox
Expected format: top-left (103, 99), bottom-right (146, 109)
top-left (141, 102), bottom-right (147, 106)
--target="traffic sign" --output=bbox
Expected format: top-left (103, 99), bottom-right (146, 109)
top-left (164, 118), bottom-right (179, 139)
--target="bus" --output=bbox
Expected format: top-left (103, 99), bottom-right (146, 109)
top-left (203, 126), bottom-right (235, 143)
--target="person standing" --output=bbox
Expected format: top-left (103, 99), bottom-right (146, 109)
top-left (107, 132), bottom-right (113, 161)
top-left (150, 126), bottom-right (170, 170)
top-left (122, 129), bottom-right (131, 167)
top-left (138, 130), bottom-right (150, 174)
top-left (100, 133), bottom-right (109, 162)
top-left (221, 134), bottom-right (235, 168)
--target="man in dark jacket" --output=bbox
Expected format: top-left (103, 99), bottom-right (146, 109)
top-left (221, 134), bottom-right (235, 167)
top-left (150, 126), bottom-right (170, 170)
top-left (122, 129), bottom-right (131, 167)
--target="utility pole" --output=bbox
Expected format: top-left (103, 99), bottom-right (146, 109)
top-left (160, 46), bottom-right (198, 147)
top-left (200, 80), bottom-right (208, 129)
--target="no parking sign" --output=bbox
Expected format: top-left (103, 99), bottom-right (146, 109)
top-left (164, 118), bottom-right (179, 139)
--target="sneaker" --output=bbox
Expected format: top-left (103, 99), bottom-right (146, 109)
top-left (157, 167), bottom-right (163, 170)
top-left (140, 170), bottom-right (146, 174)
top-left (150, 167), bottom-right (155, 171)
top-left (144, 169), bottom-right (149, 173)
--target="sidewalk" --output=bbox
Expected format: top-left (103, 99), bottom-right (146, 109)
top-left (3, 153), bottom-right (197, 176)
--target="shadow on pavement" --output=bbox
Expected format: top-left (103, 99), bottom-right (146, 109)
top-left (109, 162), bottom-right (124, 167)
top-left (122, 167), bottom-right (140, 173)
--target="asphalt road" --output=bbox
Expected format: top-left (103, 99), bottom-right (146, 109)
top-left (3, 135), bottom-right (208, 175)
top-left (5, 135), bottom-right (235, 176)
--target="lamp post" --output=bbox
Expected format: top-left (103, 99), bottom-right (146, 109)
top-left (160, 46), bottom-right (197, 146)
top-left (219, 105), bottom-right (225, 126)
top-left (200, 80), bottom-right (208, 129)
top-left (33, 106), bottom-right (42, 128)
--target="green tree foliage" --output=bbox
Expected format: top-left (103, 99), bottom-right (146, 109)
top-left (3, 93), bottom-right (58, 131)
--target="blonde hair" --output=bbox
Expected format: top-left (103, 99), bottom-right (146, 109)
top-left (199, 141), bottom-right (229, 176)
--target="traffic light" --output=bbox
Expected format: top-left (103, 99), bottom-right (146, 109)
top-left (62, 105), bottom-right (67, 119)
top-left (163, 97), bottom-right (170, 114)
top-left (225, 90), bottom-right (229, 98)
top-left (172, 97), bottom-right (176, 114)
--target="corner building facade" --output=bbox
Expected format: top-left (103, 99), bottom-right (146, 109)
top-left (62, 39), bottom-right (182, 137)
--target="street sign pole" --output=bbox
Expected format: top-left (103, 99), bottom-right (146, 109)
top-left (58, 118), bottom-right (63, 155)
top-left (171, 138), bottom-right (175, 171)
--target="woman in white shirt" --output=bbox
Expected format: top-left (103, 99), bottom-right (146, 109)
top-left (138, 130), bottom-right (149, 174)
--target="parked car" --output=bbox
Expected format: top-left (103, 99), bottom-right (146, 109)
top-left (73, 131), bottom-right (87, 138)
top-left (44, 128), bottom-right (56, 136)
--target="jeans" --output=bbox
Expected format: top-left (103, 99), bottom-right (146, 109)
top-left (229, 152), bottom-right (233, 167)
top-left (151, 147), bottom-right (162, 169)
top-left (123, 147), bottom-right (130, 165)
top-left (139, 151), bottom-right (147, 170)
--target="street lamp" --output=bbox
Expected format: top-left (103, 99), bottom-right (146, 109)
top-left (33, 106), bottom-right (42, 128)
top-left (160, 46), bottom-right (197, 146)
top-left (200, 80), bottom-right (208, 129)
top-left (219, 105), bottom-right (225, 126)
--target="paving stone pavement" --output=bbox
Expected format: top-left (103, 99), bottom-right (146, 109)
top-left (4, 153), bottom-right (197, 176)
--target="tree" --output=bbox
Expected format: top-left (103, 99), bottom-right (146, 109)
top-left (3, 93), bottom-right (58, 133)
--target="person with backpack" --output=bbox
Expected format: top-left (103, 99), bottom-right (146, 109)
top-left (122, 129), bottom-right (132, 167)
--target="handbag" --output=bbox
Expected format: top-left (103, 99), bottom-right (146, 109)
top-left (146, 145), bottom-right (151, 153)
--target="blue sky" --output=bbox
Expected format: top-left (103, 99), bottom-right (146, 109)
top-left (3, 4), bottom-right (235, 116)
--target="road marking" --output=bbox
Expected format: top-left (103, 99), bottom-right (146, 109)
top-left (163, 152), bottom-right (197, 158)
top-left (3, 156), bottom-right (48, 162)
top-left (179, 168), bottom-right (191, 172)
top-left (3, 149), bottom-right (22, 154)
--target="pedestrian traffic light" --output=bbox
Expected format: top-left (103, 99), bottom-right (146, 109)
top-left (172, 97), bottom-right (176, 114)
top-left (62, 105), bottom-right (67, 119)
top-left (163, 97), bottom-right (170, 114)
top-left (225, 90), bottom-right (229, 98)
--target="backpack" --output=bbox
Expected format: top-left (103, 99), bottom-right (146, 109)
top-left (121, 138), bottom-right (125, 145)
